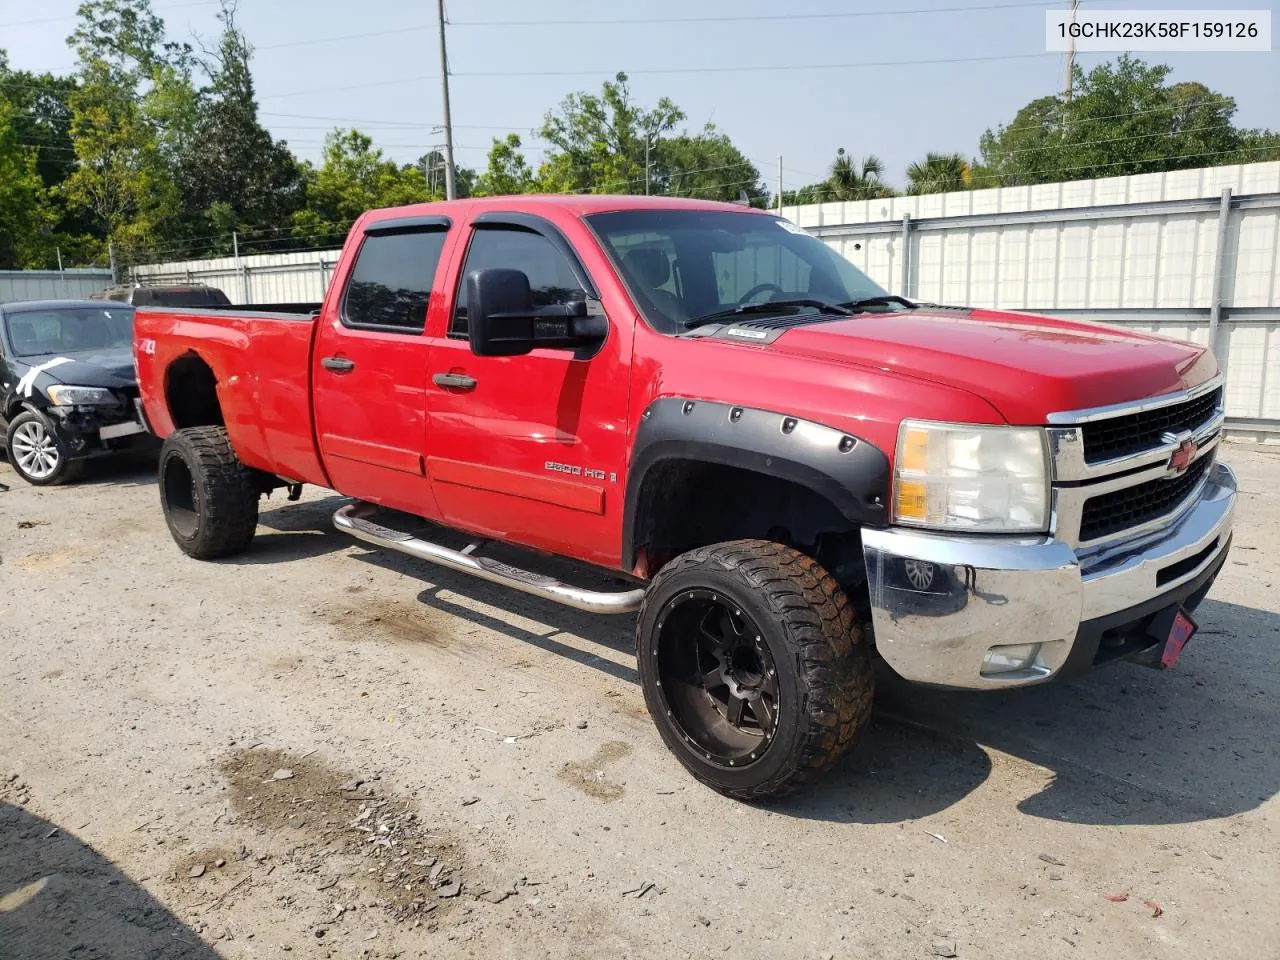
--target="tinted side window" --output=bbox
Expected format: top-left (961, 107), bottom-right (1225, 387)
top-left (342, 229), bottom-right (448, 332)
top-left (450, 228), bottom-right (584, 338)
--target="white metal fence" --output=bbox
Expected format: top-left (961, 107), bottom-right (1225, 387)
top-left (131, 161), bottom-right (1280, 434)
top-left (781, 161), bottom-right (1280, 438)
top-left (0, 269), bottom-right (113, 304)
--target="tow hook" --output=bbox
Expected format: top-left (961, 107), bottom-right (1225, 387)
top-left (287, 483), bottom-right (303, 501)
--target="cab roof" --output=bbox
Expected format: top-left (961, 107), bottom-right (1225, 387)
top-left (359, 193), bottom-right (775, 228)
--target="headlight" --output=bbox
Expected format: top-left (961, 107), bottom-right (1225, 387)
top-left (893, 420), bottom-right (1049, 532)
top-left (46, 385), bottom-right (117, 406)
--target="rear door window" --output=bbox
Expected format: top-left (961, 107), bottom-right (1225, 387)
top-left (342, 228), bottom-right (449, 333)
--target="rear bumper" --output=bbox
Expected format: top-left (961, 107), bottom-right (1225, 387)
top-left (861, 461), bottom-right (1236, 689)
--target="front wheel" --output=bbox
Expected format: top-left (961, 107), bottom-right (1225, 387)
top-left (159, 426), bottom-right (260, 559)
top-left (637, 540), bottom-right (874, 800)
top-left (5, 410), bottom-right (82, 486)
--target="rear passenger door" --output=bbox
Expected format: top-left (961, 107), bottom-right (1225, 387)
top-left (312, 216), bottom-right (454, 516)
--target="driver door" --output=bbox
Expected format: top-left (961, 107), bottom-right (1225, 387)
top-left (423, 214), bottom-right (631, 569)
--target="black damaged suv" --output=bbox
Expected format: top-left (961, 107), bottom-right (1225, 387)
top-left (0, 299), bottom-right (154, 486)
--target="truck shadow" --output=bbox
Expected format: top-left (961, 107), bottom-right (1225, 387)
top-left (229, 496), bottom-right (358, 564)
top-left (249, 502), bottom-right (1278, 828)
top-left (776, 597), bottom-right (1280, 828)
top-left (0, 803), bottom-right (220, 960)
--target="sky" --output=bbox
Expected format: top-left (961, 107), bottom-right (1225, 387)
top-left (2, 0), bottom-right (1278, 193)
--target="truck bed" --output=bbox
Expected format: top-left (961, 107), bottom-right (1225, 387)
top-left (134, 307), bottom-right (328, 486)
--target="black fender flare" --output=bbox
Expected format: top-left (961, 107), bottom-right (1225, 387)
top-left (623, 398), bottom-right (891, 566)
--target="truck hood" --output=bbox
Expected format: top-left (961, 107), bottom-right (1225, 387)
top-left (16, 347), bottom-right (137, 391)
top-left (765, 307), bottom-right (1213, 423)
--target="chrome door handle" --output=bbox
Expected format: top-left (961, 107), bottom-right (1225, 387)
top-left (433, 372), bottom-right (477, 391)
top-left (321, 356), bottom-right (355, 373)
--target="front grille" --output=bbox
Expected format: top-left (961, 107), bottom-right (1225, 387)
top-left (1080, 454), bottom-right (1212, 542)
top-left (1081, 387), bottom-right (1221, 462)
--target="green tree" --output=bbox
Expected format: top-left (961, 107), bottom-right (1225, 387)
top-left (472, 134), bottom-right (537, 196)
top-left (536, 71), bottom-right (684, 194)
top-left (292, 129), bottom-right (433, 244)
top-left (827, 148), bottom-right (893, 201)
top-left (0, 55), bottom-right (79, 193)
top-left (0, 96), bottom-right (54, 268)
top-left (978, 55), bottom-right (1251, 186)
top-left (178, 0), bottom-right (303, 253)
top-left (906, 152), bottom-right (973, 194)
top-left (61, 0), bottom-right (194, 259)
top-left (655, 126), bottom-right (767, 206)
top-left (783, 148), bottom-right (895, 204)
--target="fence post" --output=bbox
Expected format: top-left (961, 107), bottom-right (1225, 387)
top-left (318, 256), bottom-right (328, 299)
top-left (233, 232), bottom-right (250, 305)
top-left (1208, 187), bottom-right (1233, 370)
top-left (900, 214), bottom-right (912, 298)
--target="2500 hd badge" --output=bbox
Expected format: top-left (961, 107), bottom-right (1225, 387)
top-left (546, 460), bottom-right (615, 483)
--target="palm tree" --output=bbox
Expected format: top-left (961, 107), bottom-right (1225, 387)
top-left (906, 152), bottom-right (974, 194)
top-left (824, 148), bottom-right (893, 201)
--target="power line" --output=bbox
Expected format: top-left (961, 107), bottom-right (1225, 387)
top-left (257, 51), bottom-right (1055, 99)
top-left (451, 0), bottom-right (1110, 27)
top-left (0, 0), bottom-right (217, 28)
top-left (260, 111), bottom-right (531, 131)
top-left (249, 0), bottom-right (1117, 51)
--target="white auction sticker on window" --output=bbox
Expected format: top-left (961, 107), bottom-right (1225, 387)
top-left (776, 219), bottom-right (808, 235)
top-left (1046, 9), bottom-right (1271, 51)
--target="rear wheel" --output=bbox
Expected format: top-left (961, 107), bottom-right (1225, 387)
top-left (5, 410), bottom-right (82, 486)
top-left (637, 539), bottom-right (874, 800)
top-left (159, 426), bottom-right (259, 559)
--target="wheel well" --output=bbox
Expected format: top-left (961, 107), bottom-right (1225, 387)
top-left (165, 353), bottom-right (224, 430)
top-left (630, 459), bottom-right (867, 591)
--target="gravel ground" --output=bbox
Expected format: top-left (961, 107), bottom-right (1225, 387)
top-left (1, 442), bottom-right (1277, 960)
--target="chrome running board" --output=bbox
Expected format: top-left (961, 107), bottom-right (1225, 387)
top-left (333, 503), bottom-right (645, 615)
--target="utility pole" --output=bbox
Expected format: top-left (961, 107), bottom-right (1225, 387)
top-left (644, 137), bottom-right (651, 195)
top-left (436, 0), bottom-right (457, 200)
top-left (777, 156), bottom-right (783, 213)
top-left (1062, 0), bottom-right (1080, 106)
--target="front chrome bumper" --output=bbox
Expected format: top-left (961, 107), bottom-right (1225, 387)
top-left (861, 461), bottom-right (1237, 690)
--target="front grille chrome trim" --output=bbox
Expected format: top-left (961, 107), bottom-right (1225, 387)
top-left (1050, 410), bottom-right (1224, 483)
top-left (1051, 437), bottom-right (1219, 548)
top-left (1045, 374), bottom-right (1224, 426)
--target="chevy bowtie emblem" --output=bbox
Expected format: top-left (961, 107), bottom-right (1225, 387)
top-left (1167, 438), bottom-right (1197, 474)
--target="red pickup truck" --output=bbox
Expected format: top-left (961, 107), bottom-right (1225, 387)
top-left (134, 195), bottom-right (1236, 799)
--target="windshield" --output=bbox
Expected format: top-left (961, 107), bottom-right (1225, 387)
top-left (585, 209), bottom-right (890, 334)
top-left (3, 307), bottom-right (135, 358)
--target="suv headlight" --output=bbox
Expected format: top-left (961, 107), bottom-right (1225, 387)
top-left (893, 420), bottom-right (1049, 533)
top-left (46, 385), bottom-right (116, 406)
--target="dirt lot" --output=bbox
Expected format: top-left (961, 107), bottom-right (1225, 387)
top-left (1, 443), bottom-right (1278, 960)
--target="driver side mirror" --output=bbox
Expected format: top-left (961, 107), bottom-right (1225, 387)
top-left (467, 268), bottom-right (606, 358)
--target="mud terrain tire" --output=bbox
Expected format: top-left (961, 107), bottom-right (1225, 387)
top-left (159, 426), bottom-right (259, 559)
top-left (637, 539), bottom-right (874, 800)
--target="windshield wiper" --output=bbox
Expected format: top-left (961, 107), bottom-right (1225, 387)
top-left (682, 298), bottom-right (851, 330)
top-left (839, 295), bottom-right (918, 312)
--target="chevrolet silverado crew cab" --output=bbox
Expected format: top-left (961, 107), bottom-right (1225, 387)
top-left (133, 195), bottom-right (1235, 800)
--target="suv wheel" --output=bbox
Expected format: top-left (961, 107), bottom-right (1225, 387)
top-left (5, 410), bottom-right (82, 486)
top-left (636, 539), bottom-right (874, 800)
